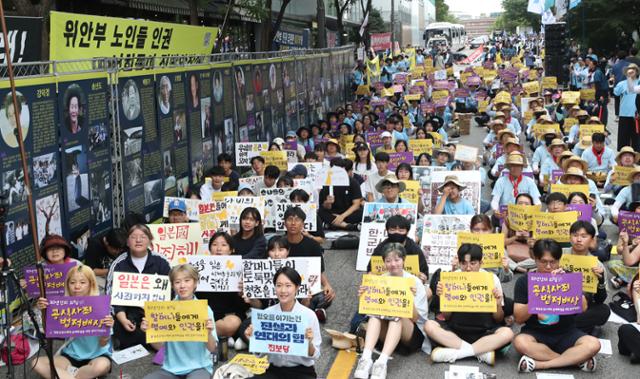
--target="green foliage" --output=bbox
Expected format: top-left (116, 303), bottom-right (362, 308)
top-left (495, 0), bottom-right (540, 32)
top-left (234, 0), bottom-right (271, 21)
top-left (368, 8), bottom-right (386, 33)
top-left (435, 0), bottom-right (457, 23)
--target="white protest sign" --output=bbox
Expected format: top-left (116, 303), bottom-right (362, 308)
top-left (236, 142), bottom-right (269, 166)
top-left (434, 69), bottom-right (447, 81)
top-left (429, 170), bottom-right (481, 213)
top-left (453, 145), bottom-right (479, 163)
top-left (260, 188), bottom-right (294, 228)
top-left (148, 223), bottom-right (204, 263)
top-left (238, 176), bottom-right (264, 192)
top-left (292, 178), bottom-right (316, 202)
top-left (182, 255), bottom-right (243, 292)
top-left (162, 197), bottom-right (201, 221)
top-left (225, 196), bottom-right (266, 233)
top-left (314, 166), bottom-right (350, 188)
top-left (242, 258), bottom-right (322, 298)
top-left (356, 223), bottom-right (387, 271)
top-left (285, 150), bottom-right (298, 163)
top-left (288, 162), bottom-right (324, 182)
top-left (111, 345), bottom-right (150, 365)
top-left (110, 272), bottom-right (171, 307)
top-left (421, 215), bottom-right (473, 273)
top-left (275, 202), bottom-right (317, 231)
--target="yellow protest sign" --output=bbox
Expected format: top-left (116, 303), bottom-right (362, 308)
top-left (358, 274), bottom-right (414, 318)
top-left (229, 354), bottom-right (269, 374)
top-left (404, 94), bottom-right (421, 101)
top-left (495, 91), bottom-right (511, 104)
top-left (580, 88), bottom-right (596, 101)
top-left (528, 70), bottom-right (538, 80)
top-left (532, 123), bottom-right (561, 138)
top-left (440, 272), bottom-right (497, 313)
top-left (562, 91), bottom-right (581, 105)
top-left (456, 233), bottom-right (505, 268)
top-left (431, 90), bottom-right (449, 101)
top-left (478, 100), bottom-right (489, 113)
top-left (532, 211), bottom-right (579, 243)
top-left (411, 67), bottom-right (425, 77)
top-left (542, 76), bottom-right (558, 89)
top-left (523, 81), bottom-right (540, 95)
top-left (560, 254), bottom-right (599, 293)
top-left (523, 110), bottom-right (534, 125)
top-left (381, 87), bottom-right (395, 97)
top-left (446, 67), bottom-right (454, 77)
top-left (579, 124), bottom-right (605, 138)
top-left (613, 166), bottom-right (635, 186)
top-left (50, 12), bottom-right (218, 72)
top-left (549, 184), bottom-right (589, 197)
top-left (340, 134), bottom-right (354, 151)
top-left (507, 204), bottom-right (541, 232)
top-left (482, 69), bottom-right (497, 80)
top-left (408, 139), bottom-right (433, 156)
top-left (344, 142), bottom-right (356, 161)
top-left (144, 300), bottom-right (209, 343)
top-left (355, 85), bottom-right (371, 95)
top-left (212, 191), bottom-right (237, 202)
top-left (260, 151), bottom-right (288, 171)
top-left (370, 255), bottom-right (420, 276)
top-left (428, 132), bottom-right (443, 148)
top-left (564, 117), bottom-right (578, 128)
top-left (401, 180), bottom-right (420, 205)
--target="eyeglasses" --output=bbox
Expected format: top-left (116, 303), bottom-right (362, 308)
top-left (128, 234), bottom-right (149, 241)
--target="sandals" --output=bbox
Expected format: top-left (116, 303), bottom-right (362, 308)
top-left (580, 356), bottom-right (597, 372)
top-left (610, 276), bottom-right (625, 289)
top-left (518, 355), bottom-right (536, 373)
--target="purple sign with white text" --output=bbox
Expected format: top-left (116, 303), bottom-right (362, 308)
top-left (527, 272), bottom-right (583, 315)
top-left (24, 263), bottom-right (75, 298)
top-left (45, 295), bottom-right (111, 338)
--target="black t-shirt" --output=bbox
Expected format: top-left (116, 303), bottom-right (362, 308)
top-left (85, 236), bottom-right (117, 270)
top-left (232, 233), bottom-right (267, 259)
top-left (513, 274), bottom-right (575, 332)
top-left (287, 235), bottom-right (325, 272)
top-left (319, 177), bottom-right (362, 214)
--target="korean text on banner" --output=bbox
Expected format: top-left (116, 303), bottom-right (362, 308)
top-left (560, 254), bottom-right (599, 293)
top-left (250, 309), bottom-right (309, 356)
top-left (49, 11), bottom-right (218, 70)
top-left (507, 204), bottom-right (540, 231)
top-left (618, 210), bottom-right (640, 238)
top-left (243, 258), bottom-right (322, 299)
top-left (110, 272), bottom-right (171, 307)
top-left (527, 272), bottom-right (583, 315)
top-left (24, 263), bottom-right (75, 297)
top-left (456, 233), bottom-right (505, 268)
top-left (358, 274), bottom-right (414, 318)
top-left (229, 354), bottom-right (269, 375)
top-left (148, 223), bottom-right (203, 263)
top-left (236, 142), bottom-right (269, 166)
top-left (45, 295), bottom-right (111, 338)
top-left (370, 255), bottom-right (420, 276)
top-left (145, 300), bottom-right (209, 343)
top-left (440, 272), bottom-right (497, 313)
top-left (532, 211), bottom-right (578, 243)
top-left (182, 255), bottom-right (243, 292)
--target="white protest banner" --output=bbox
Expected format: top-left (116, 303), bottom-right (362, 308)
top-left (238, 176), bottom-right (264, 192)
top-left (275, 202), bottom-right (317, 231)
top-left (242, 258), bottom-right (322, 298)
top-left (434, 69), bottom-right (447, 81)
top-left (182, 255), bottom-right (243, 292)
top-left (430, 170), bottom-right (481, 213)
top-left (236, 142), bottom-right (269, 166)
top-left (288, 162), bottom-right (324, 182)
top-left (356, 223), bottom-right (387, 271)
top-left (110, 272), bottom-right (171, 307)
top-left (292, 178), bottom-right (316, 201)
top-left (162, 197), bottom-right (201, 221)
top-left (362, 202), bottom-right (418, 238)
top-left (148, 223), bottom-right (204, 263)
top-left (285, 150), bottom-right (298, 163)
top-left (198, 201), bottom-right (228, 242)
top-left (225, 196), bottom-right (266, 234)
top-left (453, 145), bottom-right (479, 163)
top-left (261, 188), bottom-right (295, 228)
top-left (421, 215), bottom-right (473, 273)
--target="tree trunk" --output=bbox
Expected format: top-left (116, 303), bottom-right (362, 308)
top-left (188, 0), bottom-right (199, 25)
top-left (317, 0), bottom-right (327, 48)
top-left (268, 0), bottom-right (292, 49)
top-left (334, 0), bottom-right (345, 46)
top-left (259, 0), bottom-right (274, 51)
top-left (214, 0), bottom-right (235, 53)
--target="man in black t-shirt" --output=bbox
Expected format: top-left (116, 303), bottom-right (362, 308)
top-left (318, 158), bottom-right (363, 231)
top-left (285, 207), bottom-right (334, 322)
top-left (85, 228), bottom-right (127, 292)
top-left (513, 239), bottom-right (601, 373)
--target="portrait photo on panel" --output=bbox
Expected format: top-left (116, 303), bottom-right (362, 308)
top-left (157, 75), bottom-right (172, 115)
top-left (0, 91), bottom-right (30, 148)
top-left (63, 83), bottom-right (85, 135)
top-left (121, 79), bottom-right (141, 121)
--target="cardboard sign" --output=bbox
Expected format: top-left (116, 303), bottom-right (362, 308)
top-left (229, 354), bottom-right (269, 375)
top-left (24, 263), bottom-right (75, 297)
top-left (549, 184), bottom-right (589, 197)
top-left (236, 142), bottom-right (269, 166)
top-left (561, 91), bottom-right (581, 105)
top-left (440, 272), bottom-right (497, 313)
top-left (454, 144), bottom-right (479, 163)
top-left (148, 223), bottom-right (204, 262)
top-left (456, 233), bottom-right (504, 268)
top-left (527, 272), bottom-right (583, 315)
top-left (618, 210), bottom-right (640, 238)
top-left (506, 204), bottom-right (540, 231)
top-left (542, 76), bottom-right (557, 89)
top-left (355, 85), bottom-right (370, 95)
top-left (242, 258), bottom-right (322, 299)
top-left (162, 197), bottom-right (201, 221)
top-left (560, 254), bottom-right (599, 293)
top-left (250, 310), bottom-right (308, 356)
top-left (259, 150), bottom-right (288, 171)
top-left (613, 166), bottom-right (634, 186)
top-left (110, 272), bottom-right (171, 307)
top-left (370, 255), bottom-right (420, 276)
top-left (522, 81), bottom-right (540, 94)
top-left (532, 211), bottom-right (579, 243)
top-left (580, 88), bottom-right (595, 101)
top-left (358, 274), bottom-right (414, 318)
top-left (180, 255), bottom-right (243, 292)
top-left (45, 295), bottom-right (111, 338)
top-left (579, 124), bottom-right (605, 139)
top-left (145, 300), bottom-right (209, 343)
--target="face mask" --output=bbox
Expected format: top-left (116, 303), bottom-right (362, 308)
top-left (387, 233), bottom-right (407, 243)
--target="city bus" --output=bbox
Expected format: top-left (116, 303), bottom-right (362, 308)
top-left (424, 22), bottom-right (466, 51)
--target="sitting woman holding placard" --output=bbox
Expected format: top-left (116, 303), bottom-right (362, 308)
top-left (33, 265), bottom-right (113, 378)
top-left (232, 207), bottom-right (267, 259)
top-left (425, 243), bottom-right (514, 366)
top-left (502, 193), bottom-right (537, 273)
top-left (353, 243), bottom-right (429, 379)
top-left (244, 266), bottom-right (321, 379)
top-left (106, 224), bottom-right (171, 350)
top-left (141, 264), bottom-right (218, 379)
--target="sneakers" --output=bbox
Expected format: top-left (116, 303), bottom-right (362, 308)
top-left (234, 337), bottom-right (248, 350)
top-left (315, 308), bottom-right (327, 323)
top-left (518, 355), bottom-right (536, 373)
top-left (476, 350), bottom-right (495, 366)
top-left (353, 357), bottom-right (373, 379)
top-left (579, 356), bottom-right (597, 372)
top-left (430, 347), bottom-right (458, 363)
top-left (227, 337), bottom-right (235, 348)
top-left (370, 360), bottom-right (387, 379)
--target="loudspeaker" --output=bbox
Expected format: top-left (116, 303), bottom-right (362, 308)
top-left (545, 54), bottom-right (569, 85)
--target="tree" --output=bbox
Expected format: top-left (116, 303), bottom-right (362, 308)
top-left (317, 0), bottom-right (327, 48)
top-left (232, 0), bottom-right (293, 51)
top-left (435, 0), bottom-right (457, 23)
top-left (10, 0), bottom-right (53, 60)
top-left (334, 0), bottom-right (356, 46)
top-left (494, 0), bottom-right (540, 32)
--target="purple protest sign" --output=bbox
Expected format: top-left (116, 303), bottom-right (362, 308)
top-left (24, 263), bottom-right (75, 298)
top-left (550, 169), bottom-right (564, 184)
top-left (618, 210), bottom-right (640, 237)
top-left (502, 170), bottom-right (534, 178)
top-left (454, 88), bottom-right (470, 98)
top-left (495, 144), bottom-right (504, 158)
top-left (370, 99), bottom-right (387, 107)
top-left (46, 295), bottom-right (111, 338)
top-left (392, 84), bottom-right (404, 93)
top-left (527, 272), bottom-right (583, 315)
top-left (566, 204), bottom-right (593, 222)
top-left (432, 80), bottom-right (449, 90)
top-left (284, 140), bottom-right (297, 151)
top-left (409, 86), bottom-right (425, 95)
top-left (387, 152), bottom-right (414, 170)
top-left (366, 130), bottom-right (384, 151)
top-left (434, 97), bottom-right (450, 108)
top-left (420, 102), bottom-right (435, 113)
top-left (394, 74), bottom-right (408, 85)
top-left (465, 76), bottom-right (482, 87)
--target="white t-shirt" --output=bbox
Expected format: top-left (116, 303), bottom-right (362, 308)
top-left (131, 255), bottom-right (148, 273)
top-left (366, 170), bottom-right (387, 198)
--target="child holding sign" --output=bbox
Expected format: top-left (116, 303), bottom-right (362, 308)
top-left (426, 244), bottom-right (513, 366)
top-left (33, 265), bottom-right (113, 379)
top-left (141, 264), bottom-right (218, 379)
top-left (354, 243), bottom-right (429, 379)
top-left (513, 239), bottom-right (600, 373)
top-left (244, 267), bottom-right (321, 379)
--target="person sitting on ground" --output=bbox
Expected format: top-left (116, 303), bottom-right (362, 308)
top-left (513, 239), bottom-right (601, 373)
top-left (467, 214), bottom-right (513, 283)
top-left (616, 273), bottom-right (640, 364)
top-left (609, 219), bottom-right (640, 288)
top-left (318, 158), bottom-right (363, 231)
top-left (492, 152), bottom-right (542, 220)
top-left (291, 189), bottom-right (325, 245)
top-left (255, 165), bottom-right (280, 192)
top-left (232, 207), bottom-right (267, 259)
top-left (218, 153), bottom-right (240, 184)
top-left (365, 152), bottom-right (391, 202)
top-left (375, 173), bottom-right (410, 204)
top-left (433, 175), bottom-right (475, 215)
top-left (426, 243), bottom-right (514, 366)
top-left (200, 166), bottom-right (235, 200)
top-left (604, 146), bottom-right (639, 194)
top-left (241, 156), bottom-right (266, 178)
top-left (580, 132), bottom-right (615, 186)
top-left (85, 228), bottom-right (127, 292)
top-left (611, 168), bottom-right (640, 223)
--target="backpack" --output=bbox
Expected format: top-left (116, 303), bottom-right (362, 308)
top-left (0, 334), bottom-right (31, 366)
top-left (608, 291), bottom-right (637, 322)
